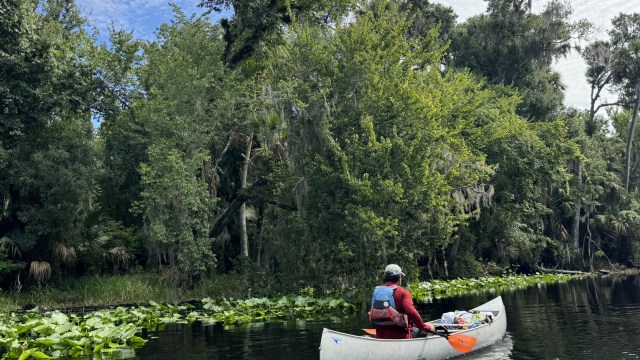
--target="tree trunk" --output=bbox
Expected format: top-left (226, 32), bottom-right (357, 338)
top-left (442, 246), bottom-right (449, 278)
top-left (239, 133), bottom-right (253, 258)
top-left (624, 82), bottom-right (640, 192)
top-left (586, 212), bottom-right (594, 272)
top-left (589, 87), bottom-right (597, 136)
top-left (572, 158), bottom-right (582, 249)
top-left (535, 265), bottom-right (589, 274)
top-left (449, 228), bottom-right (462, 264)
top-left (255, 203), bottom-right (265, 265)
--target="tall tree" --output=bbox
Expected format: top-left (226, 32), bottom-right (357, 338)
top-left (94, 28), bottom-right (146, 229)
top-left (256, 2), bottom-right (556, 286)
top-left (199, 0), bottom-right (356, 65)
top-left (133, 8), bottom-right (225, 276)
top-left (609, 13), bottom-right (640, 192)
top-left (396, 0), bottom-right (457, 46)
top-left (583, 40), bottom-right (617, 134)
top-left (0, 0), bottom-right (99, 281)
top-left (449, 0), bottom-right (590, 121)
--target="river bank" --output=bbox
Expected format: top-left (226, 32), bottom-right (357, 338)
top-left (0, 273), bottom-right (246, 312)
top-left (0, 271), bottom-right (604, 359)
top-left (0, 270), bottom-right (605, 312)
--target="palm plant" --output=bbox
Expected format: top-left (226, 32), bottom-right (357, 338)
top-left (29, 261), bottom-right (52, 284)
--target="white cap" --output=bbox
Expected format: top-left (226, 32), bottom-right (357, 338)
top-left (384, 264), bottom-right (405, 276)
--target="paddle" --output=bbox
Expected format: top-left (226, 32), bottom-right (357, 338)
top-left (362, 328), bottom-right (477, 354)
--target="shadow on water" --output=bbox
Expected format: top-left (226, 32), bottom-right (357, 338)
top-left (133, 274), bottom-right (640, 360)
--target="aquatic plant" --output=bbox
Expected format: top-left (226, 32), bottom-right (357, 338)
top-left (410, 273), bottom-right (587, 301)
top-left (0, 309), bottom-right (148, 359)
top-left (0, 296), bottom-right (356, 359)
top-left (0, 274), bottom-right (582, 358)
top-left (199, 296), bottom-right (356, 325)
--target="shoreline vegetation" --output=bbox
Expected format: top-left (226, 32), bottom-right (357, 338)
top-left (5, 0), bottom-right (640, 357)
top-left (0, 271), bottom-right (600, 313)
top-left (0, 272), bottom-right (606, 359)
top-left (4, 0), bottom-right (640, 322)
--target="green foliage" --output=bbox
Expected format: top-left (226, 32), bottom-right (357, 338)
top-left (397, 0), bottom-right (457, 44)
top-left (5, 0), bottom-right (640, 298)
top-left (94, 28), bottom-right (146, 230)
top-left (200, 0), bottom-right (357, 65)
top-left (17, 117), bottom-right (97, 252)
top-left (610, 13), bottom-right (640, 101)
top-left (0, 273), bottom-right (247, 310)
top-left (132, 8), bottom-right (225, 276)
top-left (0, 0), bottom-right (99, 284)
top-left (449, 0), bottom-right (590, 120)
top-left (137, 147), bottom-right (215, 275)
top-left (0, 308), bottom-right (150, 359)
top-left (0, 252), bottom-right (25, 287)
top-left (259, 2), bottom-right (528, 288)
top-left (410, 273), bottom-right (586, 301)
top-left (200, 295), bottom-right (356, 324)
top-left (0, 293), bottom-right (355, 359)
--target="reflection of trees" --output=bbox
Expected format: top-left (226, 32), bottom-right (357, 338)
top-left (610, 275), bottom-right (640, 305)
top-left (499, 275), bottom-right (640, 359)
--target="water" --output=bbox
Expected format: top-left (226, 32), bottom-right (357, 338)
top-left (134, 274), bottom-right (640, 359)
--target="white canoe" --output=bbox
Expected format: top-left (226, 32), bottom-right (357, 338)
top-left (319, 296), bottom-right (507, 360)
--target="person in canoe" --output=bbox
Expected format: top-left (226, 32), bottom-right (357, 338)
top-left (369, 264), bottom-right (435, 339)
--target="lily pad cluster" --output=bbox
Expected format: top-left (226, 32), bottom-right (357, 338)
top-left (0, 309), bottom-right (149, 359)
top-left (0, 296), bottom-right (356, 359)
top-left (410, 273), bottom-right (585, 301)
top-left (199, 296), bottom-right (356, 325)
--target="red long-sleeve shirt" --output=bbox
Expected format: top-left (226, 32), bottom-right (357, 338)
top-left (375, 283), bottom-right (430, 339)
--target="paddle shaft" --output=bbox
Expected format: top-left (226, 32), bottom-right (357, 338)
top-left (427, 329), bottom-right (450, 339)
top-left (362, 328), bottom-right (478, 353)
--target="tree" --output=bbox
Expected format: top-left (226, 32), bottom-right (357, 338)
top-left (0, 0), bottom-right (99, 282)
top-left (256, 2), bottom-right (555, 286)
top-left (449, 0), bottom-right (590, 121)
top-left (396, 0), bottom-right (457, 46)
top-left (199, 0), bottom-right (356, 65)
top-left (583, 40), bottom-right (617, 134)
top-left (608, 13), bottom-right (640, 192)
top-left (94, 28), bottom-right (146, 229)
top-left (133, 8), bottom-right (225, 276)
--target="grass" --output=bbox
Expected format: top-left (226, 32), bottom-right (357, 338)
top-left (0, 272), bottom-right (591, 312)
top-left (0, 272), bottom-right (246, 312)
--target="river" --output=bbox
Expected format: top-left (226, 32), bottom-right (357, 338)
top-left (134, 274), bottom-right (640, 359)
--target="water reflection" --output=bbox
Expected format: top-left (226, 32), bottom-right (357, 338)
top-left (466, 333), bottom-right (513, 359)
top-left (134, 274), bottom-right (640, 360)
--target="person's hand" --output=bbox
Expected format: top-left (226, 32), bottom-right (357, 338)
top-left (425, 324), bottom-right (435, 333)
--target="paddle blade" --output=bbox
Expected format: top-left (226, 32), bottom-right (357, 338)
top-left (448, 334), bottom-right (477, 353)
top-left (362, 328), bottom-right (377, 336)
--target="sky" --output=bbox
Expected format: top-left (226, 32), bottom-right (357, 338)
top-left (75, 0), bottom-right (231, 41)
top-left (75, 0), bottom-right (640, 110)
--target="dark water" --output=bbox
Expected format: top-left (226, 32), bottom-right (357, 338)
top-left (134, 274), bottom-right (640, 359)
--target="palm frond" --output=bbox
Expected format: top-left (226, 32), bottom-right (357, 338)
top-left (0, 236), bottom-right (21, 258)
top-left (53, 243), bottom-right (76, 265)
top-left (245, 206), bottom-right (258, 222)
top-left (29, 261), bottom-right (51, 284)
top-left (106, 246), bottom-right (131, 264)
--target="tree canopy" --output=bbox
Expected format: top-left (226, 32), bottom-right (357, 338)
top-left (2, 0), bottom-right (640, 294)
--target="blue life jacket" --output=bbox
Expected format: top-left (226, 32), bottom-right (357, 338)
top-left (369, 285), bottom-right (408, 328)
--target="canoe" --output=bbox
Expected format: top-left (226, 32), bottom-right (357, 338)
top-left (319, 296), bottom-right (507, 360)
